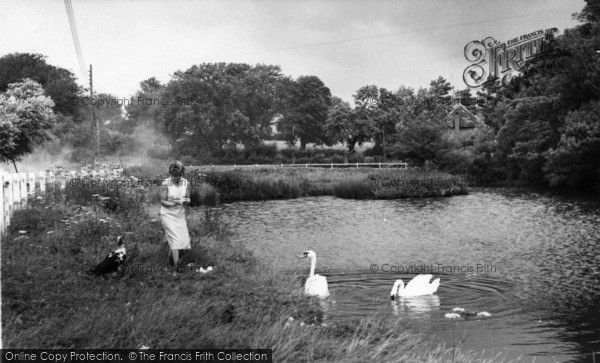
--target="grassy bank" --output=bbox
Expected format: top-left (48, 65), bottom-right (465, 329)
top-left (2, 185), bottom-right (495, 362)
top-left (123, 165), bottom-right (468, 204)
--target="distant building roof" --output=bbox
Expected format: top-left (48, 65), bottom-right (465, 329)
top-left (447, 103), bottom-right (481, 129)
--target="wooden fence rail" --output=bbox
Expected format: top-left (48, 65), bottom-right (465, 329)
top-left (0, 171), bottom-right (48, 235)
top-left (193, 162), bottom-right (408, 170)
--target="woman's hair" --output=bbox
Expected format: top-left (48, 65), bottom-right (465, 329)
top-left (168, 161), bottom-right (185, 179)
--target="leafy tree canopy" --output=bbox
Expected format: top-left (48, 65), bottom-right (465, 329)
top-left (160, 63), bottom-right (284, 154)
top-left (0, 79), bottom-right (56, 170)
top-left (278, 75), bottom-right (332, 150)
top-left (0, 53), bottom-right (82, 117)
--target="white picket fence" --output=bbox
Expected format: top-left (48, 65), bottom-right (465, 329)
top-left (0, 171), bottom-right (48, 235)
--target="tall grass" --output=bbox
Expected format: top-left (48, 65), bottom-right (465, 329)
top-left (333, 179), bottom-right (374, 199)
top-left (189, 167), bottom-right (467, 202)
top-left (201, 170), bottom-right (301, 203)
top-left (367, 168), bottom-right (469, 199)
top-left (125, 165), bottom-right (468, 203)
top-left (189, 183), bottom-right (219, 206)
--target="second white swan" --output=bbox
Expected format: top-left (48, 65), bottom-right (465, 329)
top-left (390, 274), bottom-right (440, 300)
top-left (301, 250), bottom-right (330, 298)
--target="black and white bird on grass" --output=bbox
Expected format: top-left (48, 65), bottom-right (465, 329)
top-left (89, 235), bottom-right (127, 276)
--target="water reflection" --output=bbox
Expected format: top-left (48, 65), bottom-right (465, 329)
top-left (392, 295), bottom-right (440, 316)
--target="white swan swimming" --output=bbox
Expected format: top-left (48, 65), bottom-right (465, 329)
top-left (390, 274), bottom-right (440, 299)
top-left (300, 250), bottom-right (330, 298)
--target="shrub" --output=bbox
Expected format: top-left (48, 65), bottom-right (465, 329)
top-left (279, 148), bottom-right (295, 159)
top-left (146, 187), bottom-right (161, 204)
top-left (190, 183), bottom-right (219, 206)
top-left (223, 147), bottom-right (243, 159)
top-left (203, 186), bottom-right (219, 206)
top-left (246, 156), bottom-right (276, 165)
top-left (331, 155), bottom-right (346, 164)
top-left (469, 156), bottom-right (506, 185)
top-left (100, 129), bottom-right (135, 156)
top-left (245, 143), bottom-right (278, 158)
top-left (179, 155), bottom-right (199, 166)
top-left (347, 154), bottom-right (363, 163)
top-left (147, 145), bottom-right (171, 160)
top-left (70, 147), bottom-right (90, 163)
top-left (7, 207), bottom-right (65, 235)
top-left (437, 148), bottom-right (474, 175)
top-left (270, 179), bottom-right (302, 199)
top-left (363, 146), bottom-right (382, 157)
top-left (203, 171), bottom-right (244, 203)
top-left (295, 157), bottom-right (311, 164)
top-left (312, 153), bottom-right (327, 163)
top-left (122, 164), bottom-right (166, 180)
top-left (240, 180), bottom-right (269, 200)
top-left (63, 180), bottom-right (145, 216)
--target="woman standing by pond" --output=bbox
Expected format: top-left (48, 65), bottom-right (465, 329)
top-left (160, 161), bottom-right (191, 270)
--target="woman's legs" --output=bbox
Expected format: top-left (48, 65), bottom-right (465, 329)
top-left (171, 249), bottom-right (180, 268)
top-left (170, 249), bottom-right (190, 272)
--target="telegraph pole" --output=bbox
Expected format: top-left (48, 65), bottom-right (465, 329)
top-left (89, 64), bottom-right (96, 167)
top-left (382, 117), bottom-right (387, 163)
top-left (382, 126), bottom-right (385, 163)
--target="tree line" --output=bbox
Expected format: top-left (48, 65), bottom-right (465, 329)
top-left (1, 0), bottom-right (599, 190)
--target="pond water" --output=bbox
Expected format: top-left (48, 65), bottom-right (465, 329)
top-left (197, 189), bottom-right (600, 362)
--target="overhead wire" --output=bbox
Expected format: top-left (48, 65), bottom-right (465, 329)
top-left (64, 0), bottom-right (87, 82)
top-left (198, 7), bottom-right (582, 60)
top-left (61, 2), bottom-right (586, 70)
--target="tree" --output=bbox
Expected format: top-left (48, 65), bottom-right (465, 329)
top-left (545, 100), bottom-right (600, 190)
top-left (393, 99), bottom-right (452, 166)
top-left (395, 85), bottom-right (415, 99)
top-left (497, 96), bottom-right (564, 182)
top-left (556, 23), bottom-right (600, 110)
top-left (454, 88), bottom-right (477, 111)
top-left (374, 88), bottom-right (402, 159)
top-left (94, 93), bottom-right (125, 127)
top-left (278, 75), bottom-right (332, 150)
top-left (481, 28), bottom-right (573, 183)
top-left (353, 85), bottom-right (379, 109)
top-left (574, 0), bottom-right (600, 23)
top-left (159, 63), bottom-right (284, 154)
top-left (475, 77), bottom-right (520, 131)
top-left (326, 101), bottom-right (352, 148)
top-left (325, 100), bottom-right (371, 153)
top-left (388, 79), bottom-right (457, 166)
top-left (125, 77), bottom-right (164, 133)
top-left (352, 85), bottom-right (381, 147)
top-left (0, 53), bottom-right (81, 118)
top-left (0, 79), bottom-right (56, 171)
top-left (428, 76), bottom-right (453, 107)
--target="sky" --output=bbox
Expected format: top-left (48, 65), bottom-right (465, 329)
top-left (0, 0), bottom-right (586, 104)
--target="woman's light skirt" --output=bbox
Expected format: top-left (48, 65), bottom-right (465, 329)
top-left (160, 206), bottom-right (191, 250)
